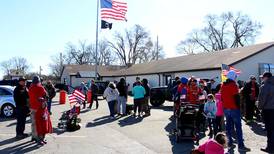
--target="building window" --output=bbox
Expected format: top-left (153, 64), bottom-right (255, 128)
top-left (259, 63), bottom-right (274, 75)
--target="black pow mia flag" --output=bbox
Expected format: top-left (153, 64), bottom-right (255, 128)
top-left (101, 20), bottom-right (112, 29)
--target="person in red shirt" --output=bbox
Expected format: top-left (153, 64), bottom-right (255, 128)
top-left (221, 70), bottom-right (250, 152)
top-left (29, 76), bottom-right (52, 145)
top-left (187, 77), bottom-right (202, 104)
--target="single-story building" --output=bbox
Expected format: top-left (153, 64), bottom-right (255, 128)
top-left (61, 42), bottom-right (274, 91)
top-left (60, 65), bottom-right (124, 87)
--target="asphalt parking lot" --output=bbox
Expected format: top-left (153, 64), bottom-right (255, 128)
top-left (0, 93), bottom-right (268, 154)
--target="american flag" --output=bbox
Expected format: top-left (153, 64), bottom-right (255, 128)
top-left (222, 66), bottom-right (241, 75)
top-left (100, 0), bottom-right (128, 21)
top-left (68, 94), bottom-right (77, 104)
top-left (73, 90), bottom-right (86, 102)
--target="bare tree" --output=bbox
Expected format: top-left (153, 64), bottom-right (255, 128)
top-left (0, 57), bottom-right (30, 78)
top-left (177, 12), bottom-right (262, 54)
top-left (0, 60), bottom-right (12, 77)
top-left (63, 40), bottom-right (116, 66)
top-left (96, 40), bottom-right (116, 65)
top-left (11, 57), bottom-right (30, 73)
top-left (48, 53), bottom-right (65, 78)
top-left (65, 41), bottom-right (93, 65)
top-left (109, 24), bottom-right (164, 66)
top-left (137, 39), bottom-right (165, 63)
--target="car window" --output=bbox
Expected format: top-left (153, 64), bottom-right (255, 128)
top-left (0, 88), bottom-right (12, 96)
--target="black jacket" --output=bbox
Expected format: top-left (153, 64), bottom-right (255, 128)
top-left (13, 85), bottom-right (29, 109)
top-left (90, 84), bottom-right (99, 97)
top-left (242, 81), bottom-right (259, 101)
top-left (258, 76), bottom-right (274, 110)
top-left (45, 84), bottom-right (56, 100)
top-left (142, 84), bottom-right (150, 98)
top-left (116, 82), bottom-right (128, 97)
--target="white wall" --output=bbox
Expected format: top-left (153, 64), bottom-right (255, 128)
top-left (61, 69), bottom-right (70, 85)
top-left (234, 46), bottom-right (274, 81)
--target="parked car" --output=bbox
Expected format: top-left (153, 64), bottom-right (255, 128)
top-left (0, 85), bottom-right (16, 118)
top-left (150, 86), bottom-right (173, 107)
top-left (55, 83), bottom-right (69, 92)
top-left (95, 81), bottom-right (109, 97)
top-left (0, 80), bottom-right (18, 87)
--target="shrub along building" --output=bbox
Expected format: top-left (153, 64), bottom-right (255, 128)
top-left (61, 42), bottom-right (274, 91)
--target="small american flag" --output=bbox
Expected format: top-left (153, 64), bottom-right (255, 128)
top-left (222, 66), bottom-right (241, 75)
top-left (73, 90), bottom-right (86, 102)
top-left (68, 94), bottom-right (77, 104)
top-left (100, 0), bottom-right (128, 21)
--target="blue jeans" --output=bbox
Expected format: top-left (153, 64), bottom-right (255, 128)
top-left (224, 109), bottom-right (244, 148)
top-left (107, 101), bottom-right (116, 117)
top-left (47, 99), bottom-right (52, 113)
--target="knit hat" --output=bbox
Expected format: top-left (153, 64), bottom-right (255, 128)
top-left (32, 76), bottom-right (40, 84)
top-left (180, 77), bottom-right (188, 84)
top-left (226, 70), bottom-right (237, 81)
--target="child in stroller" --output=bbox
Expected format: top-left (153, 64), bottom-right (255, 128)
top-left (175, 102), bottom-right (200, 142)
top-left (58, 104), bottom-right (81, 132)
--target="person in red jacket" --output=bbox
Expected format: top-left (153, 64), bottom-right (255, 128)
top-left (187, 77), bottom-right (202, 104)
top-left (221, 70), bottom-right (250, 152)
top-left (29, 76), bottom-right (52, 145)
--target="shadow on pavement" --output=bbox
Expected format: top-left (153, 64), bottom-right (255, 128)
top-left (53, 127), bottom-right (66, 135)
top-left (249, 121), bottom-right (267, 136)
top-left (86, 116), bottom-right (115, 128)
top-left (151, 105), bottom-right (173, 112)
top-left (6, 119), bottom-right (31, 127)
top-left (164, 116), bottom-right (195, 154)
top-left (0, 117), bottom-right (16, 122)
top-left (0, 139), bottom-right (41, 153)
top-left (118, 115), bottom-right (143, 127)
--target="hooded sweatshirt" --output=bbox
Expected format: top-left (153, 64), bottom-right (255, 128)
top-left (198, 139), bottom-right (225, 154)
top-left (221, 79), bottom-right (239, 110)
top-left (258, 76), bottom-right (274, 110)
top-left (103, 86), bottom-right (119, 102)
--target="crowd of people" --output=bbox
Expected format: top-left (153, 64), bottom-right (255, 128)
top-left (172, 71), bottom-right (274, 153)
top-left (12, 71), bottom-right (274, 153)
top-left (103, 77), bottom-right (151, 119)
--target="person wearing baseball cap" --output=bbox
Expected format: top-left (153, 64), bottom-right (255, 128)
top-left (258, 72), bottom-right (274, 153)
top-left (14, 77), bottom-right (29, 139)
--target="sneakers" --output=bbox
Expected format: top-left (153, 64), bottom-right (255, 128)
top-left (238, 146), bottom-right (251, 152)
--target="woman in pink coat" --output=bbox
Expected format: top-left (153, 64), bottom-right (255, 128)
top-left (198, 132), bottom-right (227, 154)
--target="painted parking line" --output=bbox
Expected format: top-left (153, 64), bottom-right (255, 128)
top-left (0, 133), bottom-right (86, 138)
top-left (50, 134), bottom-right (87, 138)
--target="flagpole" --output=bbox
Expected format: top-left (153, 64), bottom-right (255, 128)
top-left (95, 0), bottom-right (99, 80)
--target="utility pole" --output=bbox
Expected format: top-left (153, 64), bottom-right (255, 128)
top-left (60, 52), bottom-right (63, 78)
top-left (156, 35), bottom-right (159, 60)
top-left (39, 66), bottom-right (42, 76)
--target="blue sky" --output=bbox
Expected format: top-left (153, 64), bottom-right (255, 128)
top-left (0, 0), bottom-right (274, 79)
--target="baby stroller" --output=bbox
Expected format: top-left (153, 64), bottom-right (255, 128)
top-left (58, 104), bottom-right (81, 132)
top-left (174, 102), bottom-right (200, 143)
